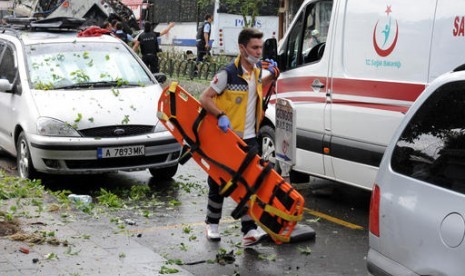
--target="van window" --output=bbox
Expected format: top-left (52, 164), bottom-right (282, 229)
top-left (391, 81), bottom-right (465, 194)
top-left (0, 45), bottom-right (17, 84)
top-left (282, 0), bottom-right (333, 70)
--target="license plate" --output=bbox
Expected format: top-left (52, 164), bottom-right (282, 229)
top-left (97, 145), bottom-right (145, 159)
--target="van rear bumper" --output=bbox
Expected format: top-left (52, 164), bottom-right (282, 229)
top-left (367, 249), bottom-right (419, 276)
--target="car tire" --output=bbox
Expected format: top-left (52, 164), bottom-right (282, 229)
top-left (16, 131), bottom-right (39, 179)
top-left (149, 164), bottom-right (178, 179)
top-left (258, 125), bottom-right (280, 173)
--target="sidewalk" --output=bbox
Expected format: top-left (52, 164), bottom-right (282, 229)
top-left (0, 78), bottom-right (208, 276)
top-left (0, 193), bottom-right (192, 276)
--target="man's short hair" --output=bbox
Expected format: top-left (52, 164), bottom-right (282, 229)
top-left (144, 21), bottom-right (152, 32)
top-left (116, 22), bottom-right (123, 31)
top-left (238, 28), bottom-right (263, 46)
top-left (205, 14), bottom-right (212, 21)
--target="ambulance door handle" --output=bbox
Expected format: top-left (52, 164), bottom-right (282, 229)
top-left (311, 79), bottom-right (325, 89)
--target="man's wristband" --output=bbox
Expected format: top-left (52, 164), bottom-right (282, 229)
top-left (217, 112), bottom-right (225, 119)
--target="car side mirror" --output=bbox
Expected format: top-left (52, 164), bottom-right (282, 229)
top-left (263, 38), bottom-right (278, 62)
top-left (153, 73), bottom-right (167, 84)
top-left (0, 79), bottom-right (13, 92)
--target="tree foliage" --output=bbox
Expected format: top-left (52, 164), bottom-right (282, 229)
top-left (198, 0), bottom-right (276, 27)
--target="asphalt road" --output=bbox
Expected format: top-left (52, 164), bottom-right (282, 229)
top-left (0, 150), bottom-right (371, 276)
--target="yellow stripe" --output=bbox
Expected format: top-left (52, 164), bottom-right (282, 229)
top-left (128, 209), bottom-right (363, 234)
top-left (304, 207), bottom-right (364, 230)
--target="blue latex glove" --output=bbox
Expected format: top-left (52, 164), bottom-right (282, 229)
top-left (218, 115), bottom-right (230, 132)
top-left (264, 59), bottom-right (280, 78)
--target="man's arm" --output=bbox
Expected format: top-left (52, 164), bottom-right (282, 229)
top-left (204, 32), bottom-right (209, 48)
top-left (132, 40), bottom-right (140, 52)
top-left (199, 87), bottom-right (223, 118)
top-left (160, 22), bottom-right (175, 36)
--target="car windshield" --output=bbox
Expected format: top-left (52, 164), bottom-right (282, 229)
top-left (25, 42), bottom-right (153, 90)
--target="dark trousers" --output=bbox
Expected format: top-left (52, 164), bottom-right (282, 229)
top-left (196, 41), bottom-right (208, 62)
top-left (205, 137), bottom-right (259, 234)
top-left (142, 54), bottom-right (159, 73)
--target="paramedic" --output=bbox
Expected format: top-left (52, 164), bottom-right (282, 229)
top-left (199, 27), bottom-right (280, 246)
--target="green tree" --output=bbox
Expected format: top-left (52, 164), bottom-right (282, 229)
top-left (198, 0), bottom-right (276, 28)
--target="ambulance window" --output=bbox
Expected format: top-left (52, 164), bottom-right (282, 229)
top-left (302, 1), bottom-right (332, 64)
top-left (284, 12), bottom-right (304, 69)
top-left (283, 0), bottom-right (333, 70)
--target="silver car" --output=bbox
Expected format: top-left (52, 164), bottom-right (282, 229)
top-left (0, 20), bottom-right (180, 179)
top-left (367, 68), bottom-right (465, 275)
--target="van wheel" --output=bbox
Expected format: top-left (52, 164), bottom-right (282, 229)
top-left (16, 132), bottom-right (39, 180)
top-left (149, 164), bottom-right (178, 180)
top-left (258, 125), bottom-right (280, 172)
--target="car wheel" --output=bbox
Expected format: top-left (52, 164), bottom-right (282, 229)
top-left (258, 125), bottom-right (280, 172)
top-left (16, 132), bottom-right (39, 179)
top-left (149, 164), bottom-right (178, 179)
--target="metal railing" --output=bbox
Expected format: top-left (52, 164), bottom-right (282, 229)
top-left (158, 52), bottom-right (231, 81)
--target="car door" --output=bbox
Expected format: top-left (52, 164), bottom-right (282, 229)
top-left (276, 0), bottom-right (334, 178)
top-left (0, 41), bottom-right (20, 154)
top-left (381, 79), bottom-right (465, 275)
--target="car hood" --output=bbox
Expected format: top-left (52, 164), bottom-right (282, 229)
top-left (31, 85), bottom-right (163, 129)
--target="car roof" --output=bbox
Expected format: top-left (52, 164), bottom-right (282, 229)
top-left (18, 30), bottom-right (121, 45)
top-left (0, 17), bottom-right (122, 46)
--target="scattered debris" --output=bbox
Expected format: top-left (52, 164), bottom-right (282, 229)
top-left (297, 245), bottom-right (312, 256)
top-left (9, 232), bottom-right (68, 246)
top-left (48, 203), bottom-right (61, 212)
top-left (68, 194), bottom-right (92, 205)
top-left (159, 265), bottom-right (179, 274)
top-left (9, 232), bottom-right (45, 244)
top-left (45, 252), bottom-right (58, 260)
top-left (0, 220), bottom-right (20, 236)
top-left (216, 250), bottom-right (235, 265)
top-left (32, 258), bottom-right (39, 264)
top-left (19, 246), bottom-right (30, 254)
top-left (124, 219), bottom-right (136, 226)
top-left (29, 221), bottom-right (47, 226)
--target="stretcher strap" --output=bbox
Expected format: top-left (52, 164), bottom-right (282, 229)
top-left (219, 146), bottom-right (257, 196)
top-left (258, 206), bottom-right (283, 234)
top-left (268, 181), bottom-right (296, 211)
top-left (178, 145), bottom-right (192, 165)
top-left (191, 108), bottom-right (207, 151)
top-left (230, 161), bottom-right (273, 219)
top-left (168, 82), bottom-right (178, 117)
top-left (253, 195), bottom-right (303, 222)
top-left (249, 194), bottom-right (303, 243)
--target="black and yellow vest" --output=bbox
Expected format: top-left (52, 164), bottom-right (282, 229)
top-left (214, 56), bottom-right (264, 138)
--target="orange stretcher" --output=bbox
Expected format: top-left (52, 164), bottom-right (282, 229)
top-left (157, 82), bottom-right (304, 243)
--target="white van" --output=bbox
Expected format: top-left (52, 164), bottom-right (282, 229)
top-left (0, 18), bottom-right (180, 179)
top-left (260, 0), bottom-right (465, 190)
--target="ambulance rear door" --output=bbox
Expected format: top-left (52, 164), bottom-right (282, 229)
top-left (429, 0), bottom-right (465, 82)
top-left (328, 0), bottom-right (436, 189)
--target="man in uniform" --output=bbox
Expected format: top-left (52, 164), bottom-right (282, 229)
top-left (196, 14), bottom-right (213, 62)
top-left (199, 28), bottom-right (280, 246)
top-left (133, 21), bottom-right (175, 73)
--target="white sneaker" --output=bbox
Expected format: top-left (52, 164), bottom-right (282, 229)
top-left (242, 228), bottom-right (267, 247)
top-left (206, 224), bottom-right (221, 241)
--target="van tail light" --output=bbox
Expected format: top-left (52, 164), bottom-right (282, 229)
top-left (369, 184), bottom-right (381, 237)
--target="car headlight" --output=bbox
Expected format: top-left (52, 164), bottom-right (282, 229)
top-left (154, 121), bottom-right (168, 133)
top-left (36, 117), bottom-right (81, 137)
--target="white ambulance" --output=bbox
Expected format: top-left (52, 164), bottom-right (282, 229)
top-left (261, 0), bottom-right (465, 190)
